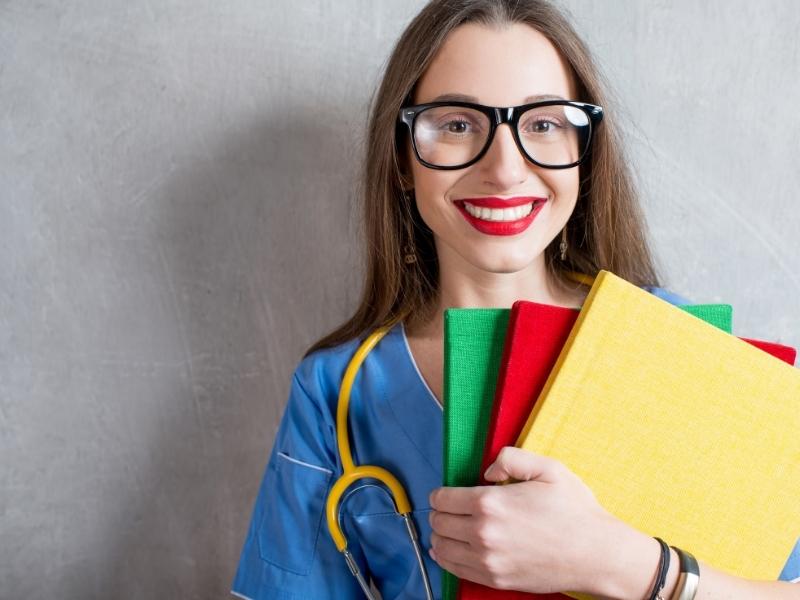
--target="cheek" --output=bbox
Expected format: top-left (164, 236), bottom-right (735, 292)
top-left (409, 163), bottom-right (460, 217)
top-left (547, 169), bottom-right (580, 201)
top-left (410, 159), bottom-right (444, 193)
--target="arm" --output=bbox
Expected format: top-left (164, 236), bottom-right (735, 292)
top-left (602, 526), bottom-right (799, 600)
top-left (428, 447), bottom-right (800, 599)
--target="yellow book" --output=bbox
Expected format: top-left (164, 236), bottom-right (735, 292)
top-left (516, 270), bottom-right (800, 592)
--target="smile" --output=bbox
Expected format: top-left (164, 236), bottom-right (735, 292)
top-left (454, 196), bottom-right (548, 236)
top-left (462, 201), bottom-right (534, 222)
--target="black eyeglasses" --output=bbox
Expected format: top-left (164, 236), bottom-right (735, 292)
top-left (398, 100), bottom-right (603, 170)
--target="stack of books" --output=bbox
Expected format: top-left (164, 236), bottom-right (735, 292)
top-left (443, 271), bottom-right (799, 600)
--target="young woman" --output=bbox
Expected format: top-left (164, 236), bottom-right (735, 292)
top-left (232, 1), bottom-right (800, 599)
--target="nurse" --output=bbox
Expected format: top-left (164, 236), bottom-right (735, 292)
top-left (232, 1), bottom-right (800, 599)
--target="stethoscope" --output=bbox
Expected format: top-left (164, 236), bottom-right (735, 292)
top-left (323, 273), bottom-right (594, 599)
top-left (324, 322), bottom-right (435, 600)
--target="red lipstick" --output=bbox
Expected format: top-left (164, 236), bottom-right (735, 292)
top-left (454, 196), bottom-right (548, 236)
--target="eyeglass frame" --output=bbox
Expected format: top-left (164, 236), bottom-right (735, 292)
top-left (397, 99), bottom-right (604, 171)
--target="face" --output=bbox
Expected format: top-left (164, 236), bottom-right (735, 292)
top-left (408, 23), bottom-right (580, 275)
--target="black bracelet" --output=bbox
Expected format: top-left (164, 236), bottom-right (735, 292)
top-left (648, 537), bottom-right (671, 600)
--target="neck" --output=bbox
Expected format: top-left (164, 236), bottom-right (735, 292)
top-left (407, 244), bottom-right (585, 340)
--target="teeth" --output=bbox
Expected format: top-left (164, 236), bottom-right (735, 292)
top-left (463, 201), bottom-right (535, 222)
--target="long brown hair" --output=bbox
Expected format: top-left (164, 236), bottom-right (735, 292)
top-left (305, 0), bottom-right (660, 356)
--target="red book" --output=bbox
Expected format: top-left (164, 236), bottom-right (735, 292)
top-left (741, 338), bottom-right (796, 365)
top-left (479, 301), bottom-right (579, 484)
top-left (459, 302), bottom-right (577, 600)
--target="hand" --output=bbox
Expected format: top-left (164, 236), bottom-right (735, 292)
top-left (428, 447), bottom-right (621, 594)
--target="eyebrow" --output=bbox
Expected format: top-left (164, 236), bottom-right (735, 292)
top-left (429, 92), bottom-right (566, 103)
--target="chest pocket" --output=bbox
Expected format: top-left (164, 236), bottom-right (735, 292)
top-left (257, 452), bottom-right (332, 575)
top-left (349, 505), bottom-right (439, 600)
top-left (344, 484), bottom-right (441, 600)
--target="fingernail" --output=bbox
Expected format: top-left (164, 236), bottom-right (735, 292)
top-left (429, 548), bottom-right (437, 561)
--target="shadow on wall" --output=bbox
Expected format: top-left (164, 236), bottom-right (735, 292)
top-left (68, 106), bottom-right (362, 598)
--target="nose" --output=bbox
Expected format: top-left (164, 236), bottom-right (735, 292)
top-left (477, 123), bottom-right (528, 190)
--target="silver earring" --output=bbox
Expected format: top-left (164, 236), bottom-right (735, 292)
top-left (559, 226), bottom-right (568, 261)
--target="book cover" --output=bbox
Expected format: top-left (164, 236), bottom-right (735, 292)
top-left (443, 308), bottom-right (509, 600)
top-left (515, 271), bottom-right (800, 596)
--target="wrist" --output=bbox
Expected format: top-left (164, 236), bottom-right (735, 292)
top-left (656, 546), bottom-right (680, 600)
top-left (585, 519), bottom-right (672, 600)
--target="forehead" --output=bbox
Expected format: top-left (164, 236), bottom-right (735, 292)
top-left (414, 22), bottom-right (577, 106)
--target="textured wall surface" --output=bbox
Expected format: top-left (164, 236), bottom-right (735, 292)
top-left (1, 1), bottom-right (798, 598)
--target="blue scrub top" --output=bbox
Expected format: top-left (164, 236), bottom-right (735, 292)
top-left (232, 288), bottom-right (800, 600)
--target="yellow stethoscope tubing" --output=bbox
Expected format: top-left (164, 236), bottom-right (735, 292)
top-left (324, 322), bottom-right (433, 600)
top-left (325, 324), bottom-right (412, 552)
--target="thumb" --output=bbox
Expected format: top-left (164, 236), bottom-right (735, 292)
top-left (484, 447), bottom-right (560, 484)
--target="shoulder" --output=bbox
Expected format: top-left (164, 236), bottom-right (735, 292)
top-left (289, 324), bottom-right (411, 420)
top-left (279, 327), bottom-right (406, 467)
top-left (643, 285), bottom-right (691, 306)
top-left (291, 335), bottom-right (364, 411)
top-left (291, 326), bottom-right (405, 407)
top-left (272, 335), bottom-right (371, 471)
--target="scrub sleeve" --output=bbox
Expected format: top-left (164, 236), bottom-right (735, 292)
top-left (231, 369), bottom-right (368, 600)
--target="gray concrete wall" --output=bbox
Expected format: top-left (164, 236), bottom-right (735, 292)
top-left (1, 1), bottom-right (797, 598)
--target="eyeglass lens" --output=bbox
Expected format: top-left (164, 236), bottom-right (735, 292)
top-left (412, 105), bottom-right (591, 168)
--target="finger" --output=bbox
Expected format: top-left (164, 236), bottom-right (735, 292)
top-left (429, 540), bottom-right (493, 589)
top-left (428, 510), bottom-right (473, 543)
top-left (484, 447), bottom-right (561, 484)
top-left (429, 531), bottom-right (476, 567)
top-left (429, 486), bottom-right (483, 514)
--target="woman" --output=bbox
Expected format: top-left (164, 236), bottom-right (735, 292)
top-left (232, 1), bottom-right (800, 598)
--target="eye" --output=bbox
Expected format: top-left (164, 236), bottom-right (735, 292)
top-left (525, 118), bottom-right (564, 134)
top-left (435, 114), bottom-right (483, 135)
top-left (445, 119), bottom-right (470, 134)
top-left (416, 107), bottom-right (487, 138)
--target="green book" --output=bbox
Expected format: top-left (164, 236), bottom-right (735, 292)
top-left (442, 308), bottom-right (509, 600)
top-left (680, 304), bottom-right (732, 332)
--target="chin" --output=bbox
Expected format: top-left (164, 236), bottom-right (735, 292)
top-left (470, 253), bottom-right (540, 274)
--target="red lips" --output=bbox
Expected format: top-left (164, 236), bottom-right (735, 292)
top-left (455, 196), bottom-right (548, 236)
